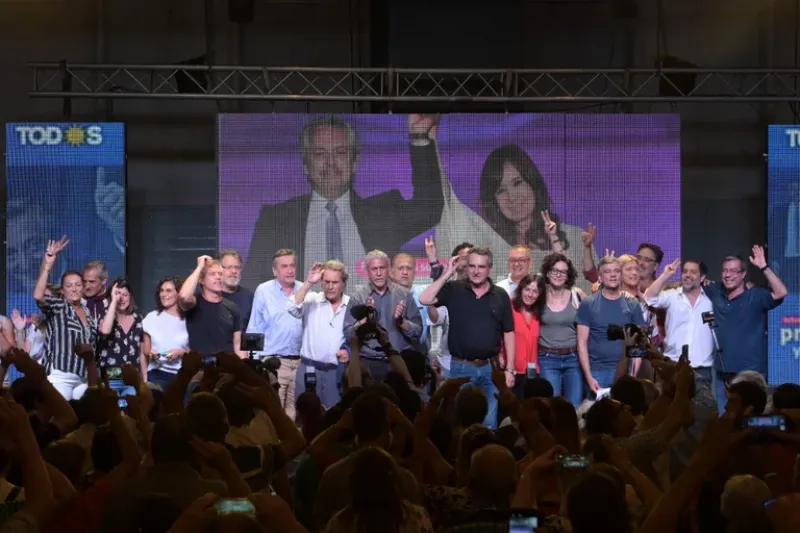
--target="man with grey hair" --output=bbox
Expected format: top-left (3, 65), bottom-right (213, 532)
top-left (288, 260), bottom-right (351, 407)
top-left (242, 114), bottom-right (444, 289)
top-left (220, 249), bottom-right (254, 331)
top-left (83, 259), bottom-right (109, 319)
top-left (343, 250), bottom-right (422, 383)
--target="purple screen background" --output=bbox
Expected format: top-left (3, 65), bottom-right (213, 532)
top-left (218, 113), bottom-right (681, 277)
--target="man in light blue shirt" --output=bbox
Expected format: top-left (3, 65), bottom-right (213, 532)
top-left (247, 248), bottom-right (303, 420)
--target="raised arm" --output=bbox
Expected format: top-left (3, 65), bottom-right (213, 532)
top-left (291, 263), bottom-right (323, 306)
top-left (644, 259), bottom-right (680, 301)
top-left (178, 255), bottom-right (213, 311)
top-left (33, 236), bottom-right (69, 303)
top-left (419, 255), bottom-right (458, 305)
top-left (99, 282), bottom-right (120, 335)
top-left (750, 245), bottom-right (788, 300)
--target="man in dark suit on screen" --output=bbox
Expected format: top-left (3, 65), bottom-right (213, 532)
top-left (242, 114), bottom-right (444, 289)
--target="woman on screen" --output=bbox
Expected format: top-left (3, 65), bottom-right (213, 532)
top-left (433, 143), bottom-right (596, 289)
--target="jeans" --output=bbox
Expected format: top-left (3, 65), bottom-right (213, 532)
top-left (295, 360), bottom-right (341, 409)
top-left (538, 352), bottom-right (583, 407)
top-left (714, 371), bottom-right (734, 414)
top-left (449, 359), bottom-right (498, 429)
top-left (148, 369), bottom-right (177, 390)
top-left (5, 364), bottom-right (24, 384)
top-left (108, 379), bottom-right (137, 397)
top-left (588, 362), bottom-right (618, 399)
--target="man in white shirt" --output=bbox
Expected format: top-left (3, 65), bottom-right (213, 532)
top-left (496, 245), bottom-right (532, 295)
top-left (242, 115), bottom-right (445, 288)
top-left (644, 258), bottom-right (715, 385)
top-left (288, 260), bottom-right (350, 408)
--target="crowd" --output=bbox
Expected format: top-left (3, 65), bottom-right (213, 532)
top-left (0, 215), bottom-right (798, 533)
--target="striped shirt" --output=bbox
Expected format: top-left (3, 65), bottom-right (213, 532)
top-left (38, 295), bottom-right (98, 376)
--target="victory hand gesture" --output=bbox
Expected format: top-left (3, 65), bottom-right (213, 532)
top-left (582, 223), bottom-right (596, 247)
top-left (541, 210), bottom-right (558, 236)
top-left (663, 258), bottom-right (681, 277)
top-left (424, 236), bottom-right (438, 263)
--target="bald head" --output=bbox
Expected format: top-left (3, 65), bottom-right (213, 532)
top-left (468, 444), bottom-right (518, 502)
top-left (391, 253), bottom-right (416, 288)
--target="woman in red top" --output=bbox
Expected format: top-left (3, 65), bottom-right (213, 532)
top-left (508, 273), bottom-right (545, 398)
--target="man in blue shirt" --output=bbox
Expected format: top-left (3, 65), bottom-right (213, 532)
top-left (577, 256), bottom-right (646, 397)
top-left (247, 249), bottom-right (304, 420)
top-left (704, 246), bottom-right (787, 413)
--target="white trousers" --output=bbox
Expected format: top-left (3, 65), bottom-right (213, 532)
top-left (48, 369), bottom-right (88, 400)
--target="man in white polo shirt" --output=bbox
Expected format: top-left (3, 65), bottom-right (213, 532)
top-left (644, 258), bottom-right (715, 386)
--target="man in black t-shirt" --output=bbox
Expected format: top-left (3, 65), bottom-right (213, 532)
top-left (178, 256), bottom-right (245, 357)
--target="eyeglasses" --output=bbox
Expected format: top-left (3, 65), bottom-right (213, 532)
top-left (509, 258), bottom-right (530, 265)
top-left (548, 269), bottom-right (569, 277)
top-left (635, 255), bottom-right (656, 264)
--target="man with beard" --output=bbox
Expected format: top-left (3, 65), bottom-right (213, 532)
top-left (644, 258), bottom-right (715, 387)
top-left (220, 250), bottom-right (254, 331)
top-left (577, 255), bottom-right (646, 396)
top-left (242, 114), bottom-right (444, 289)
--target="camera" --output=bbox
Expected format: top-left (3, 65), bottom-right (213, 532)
top-left (240, 333), bottom-right (265, 353)
top-left (350, 304), bottom-right (378, 342)
top-left (701, 311), bottom-right (715, 325)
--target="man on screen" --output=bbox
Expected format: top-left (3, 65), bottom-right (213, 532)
top-left (242, 114), bottom-right (444, 288)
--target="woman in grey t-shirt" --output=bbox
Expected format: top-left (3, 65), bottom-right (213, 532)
top-left (537, 253), bottom-right (586, 406)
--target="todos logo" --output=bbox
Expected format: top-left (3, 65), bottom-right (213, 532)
top-left (14, 125), bottom-right (103, 147)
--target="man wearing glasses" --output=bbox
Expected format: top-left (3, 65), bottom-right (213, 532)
top-left (220, 249), bottom-right (255, 331)
top-left (635, 243), bottom-right (664, 293)
top-left (497, 245), bottom-right (533, 295)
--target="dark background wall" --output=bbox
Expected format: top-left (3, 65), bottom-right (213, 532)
top-left (0, 0), bottom-right (798, 307)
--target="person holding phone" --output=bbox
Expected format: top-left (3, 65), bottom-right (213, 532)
top-left (142, 276), bottom-right (190, 389)
top-left (97, 277), bottom-right (144, 392)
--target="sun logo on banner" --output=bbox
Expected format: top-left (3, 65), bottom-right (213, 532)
top-left (64, 126), bottom-right (88, 146)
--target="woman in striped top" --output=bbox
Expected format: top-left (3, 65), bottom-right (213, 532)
top-left (33, 236), bottom-right (97, 400)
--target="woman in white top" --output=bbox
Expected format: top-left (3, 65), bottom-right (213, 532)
top-left (432, 141), bottom-right (597, 290)
top-left (142, 276), bottom-right (189, 389)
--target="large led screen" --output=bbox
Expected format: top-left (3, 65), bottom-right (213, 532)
top-left (5, 123), bottom-right (126, 314)
top-left (218, 114), bottom-right (681, 292)
top-left (768, 125), bottom-right (800, 385)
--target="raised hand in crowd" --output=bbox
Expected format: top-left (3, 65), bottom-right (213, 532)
top-left (424, 235), bottom-right (438, 263)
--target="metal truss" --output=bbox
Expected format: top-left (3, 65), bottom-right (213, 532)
top-left (28, 62), bottom-right (800, 103)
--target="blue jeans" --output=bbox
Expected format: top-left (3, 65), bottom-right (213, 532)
top-left (714, 371), bottom-right (734, 414)
top-left (295, 360), bottom-right (341, 409)
top-left (538, 352), bottom-right (583, 407)
top-left (5, 364), bottom-right (24, 384)
top-left (449, 359), bottom-right (498, 429)
top-left (108, 379), bottom-right (137, 397)
top-left (148, 369), bottom-right (176, 390)
top-left (588, 362), bottom-right (618, 399)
